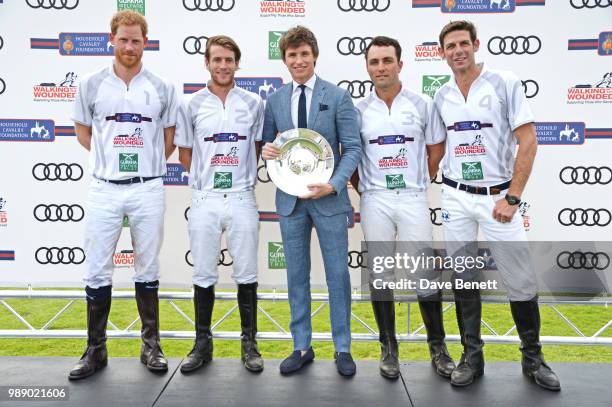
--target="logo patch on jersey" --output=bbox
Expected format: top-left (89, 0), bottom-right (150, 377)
top-left (119, 153), bottom-right (138, 172)
top-left (214, 172), bottom-right (233, 189)
top-left (461, 162), bottom-right (483, 180)
top-left (386, 174), bottom-right (406, 189)
top-left (210, 147), bottom-right (240, 166)
top-left (113, 127), bottom-right (144, 148)
top-left (205, 133), bottom-right (246, 143)
top-left (448, 121), bottom-right (492, 131)
top-left (378, 148), bottom-right (408, 169)
top-left (454, 134), bottom-right (486, 156)
top-left (107, 113), bottom-right (152, 123)
top-left (369, 135), bottom-right (414, 145)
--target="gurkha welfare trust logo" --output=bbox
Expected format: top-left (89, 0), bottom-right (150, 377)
top-left (33, 72), bottom-right (78, 102)
top-left (414, 41), bottom-right (442, 62)
top-left (268, 31), bottom-right (285, 59)
top-left (535, 122), bottom-right (585, 145)
top-left (214, 172), bottom-right (233, 189)
top-left (386, 174), bottom-right (406, 189)
top-left (0, 197), bottom-right (7, 227)
top-left (260, 0), bottom-right (305, 17)
top-left (422, 75), bottom-right (450, 97)
top-left (117, 0), bottom-right (145, 14)
top-left (567, 72), bottom-right (612, 104)
top-left (441, 0), bottom-right (516, 13)
top-left (268, 242), bottom-right (286, 269)
top-left (119, 153), bottom-right (138, 172)
top-left (0, 119), bottom-right (55, 142)
top-left (461, 162), bottom-right (484, 180)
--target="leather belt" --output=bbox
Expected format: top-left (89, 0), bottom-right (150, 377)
top-left (442, 175), bottom-right (510, 195)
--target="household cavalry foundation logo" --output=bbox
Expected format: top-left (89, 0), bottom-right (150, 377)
top-left (461, 162), bottom-right (484, 180)
top-left (0, 119), bottom-right (55, 142)
top-left (268, 242), bottom-right (286, 269)
top-left (260, 0), bottom-right (305, 17)
top-left (117, 0), bottom-right (145, 14)
top-left (535, 122), bottom-right (585, 145)
top-left (386, 174), bottom-right (406, 189)
top-left (567, 72), bottom-right (612, 104)
top-left (163, 163), bottom-right (189, 186)
top-left (422, 75), bottom-right (450, 97)
top-left (442, 0), bottom-right (516, 13)
top-left (119, 153), bottom-right (138, 172)
top-left (33, 72), bottom-right (78, 102)
top-left (268, 31), bottom-right (285, 59)
top-left (214, 172), bottom-right (233, 189)
top-left (414, 41), bottom-right (442, 62)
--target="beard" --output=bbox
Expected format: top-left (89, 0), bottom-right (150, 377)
top-left (115, 51), bottom-right (142, 69)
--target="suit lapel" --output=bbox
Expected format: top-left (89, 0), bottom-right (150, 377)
top-left (308, 77), bottom-right (325, 129)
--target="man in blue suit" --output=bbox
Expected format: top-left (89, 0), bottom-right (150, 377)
top-left (261, 25), bottom-right (361, 376)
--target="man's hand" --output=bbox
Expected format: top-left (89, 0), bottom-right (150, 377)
top-left (262, 142), bottom-right (280, 160)
top-left (300, 183), bottom-right (334, 200)
top-left (492, 198), bottom-right (519, 223)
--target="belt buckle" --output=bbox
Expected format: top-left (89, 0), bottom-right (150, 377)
top-left (490, 187), bottom-right (500, 195)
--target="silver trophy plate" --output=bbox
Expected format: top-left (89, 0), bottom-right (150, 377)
top-left (266, 128), bottom-right (334, 196)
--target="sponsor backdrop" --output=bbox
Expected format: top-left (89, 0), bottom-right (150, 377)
top-left (0, 0), bottom-right (610, 288)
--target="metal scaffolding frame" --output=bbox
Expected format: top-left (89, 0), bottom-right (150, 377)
top-left (0, 290), bottom-right (610, 345)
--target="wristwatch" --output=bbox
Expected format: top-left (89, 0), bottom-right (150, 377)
top-left (505, 194), bottom-right (521, 205)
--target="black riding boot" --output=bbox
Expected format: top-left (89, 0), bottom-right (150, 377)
top-left (451, 288), bottom-right (485, 387)
top-left (181, 284), bottom-right (214, 373)
top-left (237, 282), bottom-right (264, 372)
top-left (135, 281), bottom-right (168, 372)
top-left (371, 288), bottom-right (399, 379)
top-left (418, 292), bottom-right (455, 378)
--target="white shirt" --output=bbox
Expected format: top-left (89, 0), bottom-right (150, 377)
top-left (290, 75), bottom-right (316, 128)
top-left (71, 64), bottom-right (178, 180)
top-left (357, 86), bottom-right (445, 192)
top-left (174, 84), bottom-right (264, 192)
top-left (434, 63), bottom-right (534, 186)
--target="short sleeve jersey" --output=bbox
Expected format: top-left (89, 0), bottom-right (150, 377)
top-left (434, 63), bottom-right (534, 186)
top-left (174, 85), bottom-right (264, 192)
top-left (71, 65), bottom-right (178, 180)
top-left (356, 87), bottom-right (445, 192)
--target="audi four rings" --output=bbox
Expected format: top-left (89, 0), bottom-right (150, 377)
top-left (183, 36), bottom-right (210, 55)
top-left (185, 249), bottom-right (233, 267)
top-left (337, 0), bottom-right (390, 12)
top-left (556, 251), bottom-right (610, 270)
top-left (257, 164), bottom-right (271, 183)
top-left (26, 0), bottom-right (79, 9)
top-left (348, 250), bottom-right (367, 269)
top-left (32, 163), bottom-right (83, 181)
top-left (429, 208), bottom-right (442, 226)
top-left (487, 35), bottom-right (541, 55)
top-left (521, 79), bottom-right (539, 98)
top-left (337, 80), bottom-right (374, 98)
top-left (558, 208), bottom-right (611, 227)
top-left (570, 0), bottom-right (611, 8)
top-left (35, 247), bottom-right (85, 265)
top-left (559, 166), bottom-right (612, 185)
top-left (34, 204), bottom-right (84, 222)
top-left (337, 37), bottom-right (373, 56)
top-left (183, 0), bottom-right (235, 11)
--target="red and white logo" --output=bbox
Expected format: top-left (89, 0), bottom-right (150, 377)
top-left (210, 147), bottom-right (240, 166)
top-left (113, 127), bottom-right (144, 148)
top-left (454, 135), bottom-right (486, 156)
top-left (378, 148), bottom-right (408, 169)
top-left (113, 250), bottom-right (135, 268)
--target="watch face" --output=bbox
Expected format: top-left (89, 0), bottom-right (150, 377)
top-left (506, 195), bottom-right (519, 205)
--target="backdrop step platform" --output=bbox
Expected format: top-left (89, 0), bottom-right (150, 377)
top-left (0, 357), bottom-right (610, 406)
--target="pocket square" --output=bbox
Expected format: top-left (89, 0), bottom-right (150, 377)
top-left (319, 103), bottom-right (328, 111)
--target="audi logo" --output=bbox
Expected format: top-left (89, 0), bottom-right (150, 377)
top-left (431, 173), bottom-right (442, 185)
top-left (556, 251), bottom-right (610, 270)
top-left (183, 0), bottom-right (235, 11)
top-left (559, 166), bottom-right (612, 185)
top-left (430, 208), bottom-right (442, 226)
top-left (0, 78), bottom-right (5, 95)
top-left (337, 80), bottom-right (373, 98)
top-left (34, 204), bottom-right (84, 222)
top-left (521, 79), bottom-right (539, 98)
top-left (558, 208), bottom-right (611, 227)
top-left (570, 0), bottom-right (611, 8)
top-left (26, 0), bottom-right (79, 9)
top-left (348, 250), bottom-right (367, 269)
top-left (185, 249), bottom-right (233, 267)
top-left (183, 36), bottom-right (209, 55)
top-left (487, 36), bottom-right (541, 55)
top-left (337, 37), bottom-right (373, 56)
top-left (257, 164), bottom-right (271, 183)
top-left (337, 0), bottom-right (390, 11)
top-left (0, 35), bottom-right (3, 50)
top-left (35, 247), bottom-right (85, 265)
top-left (184, 207), bottom-right (190, 221)
top-left (32, 163), bottom-right (83, 181)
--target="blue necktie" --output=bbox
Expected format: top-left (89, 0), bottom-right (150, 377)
top-left (298, 84), bottom-right (307, 128)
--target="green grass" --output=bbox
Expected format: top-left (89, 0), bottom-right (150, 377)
top-left (0, 291), bottom-right (611, 362)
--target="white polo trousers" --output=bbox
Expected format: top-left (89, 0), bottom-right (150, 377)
top-left (188, 189), bottom-right (259, 288)
top-left (440, 184), bottom-right (537, 301)
top-left (84, 177), bottom-right (165, 288)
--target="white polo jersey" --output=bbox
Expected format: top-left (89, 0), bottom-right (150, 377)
top-left (357, 87), bottom-right (445, 192)
top-left (434, 63), bottom-right (534, 186)
top-left (71, 64), bottom-right (178, 180)
top-left (174, 85), bottom-right (264, 192)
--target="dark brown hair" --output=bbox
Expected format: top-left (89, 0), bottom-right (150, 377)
top-left (205, 35), bottom-right (242, 63)
top-left (279, 25), bottom-right (319, 60)
top-left (438, 20), bottom-right (477, 48)
top-left (365, 36), bottom-right (402, 62)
